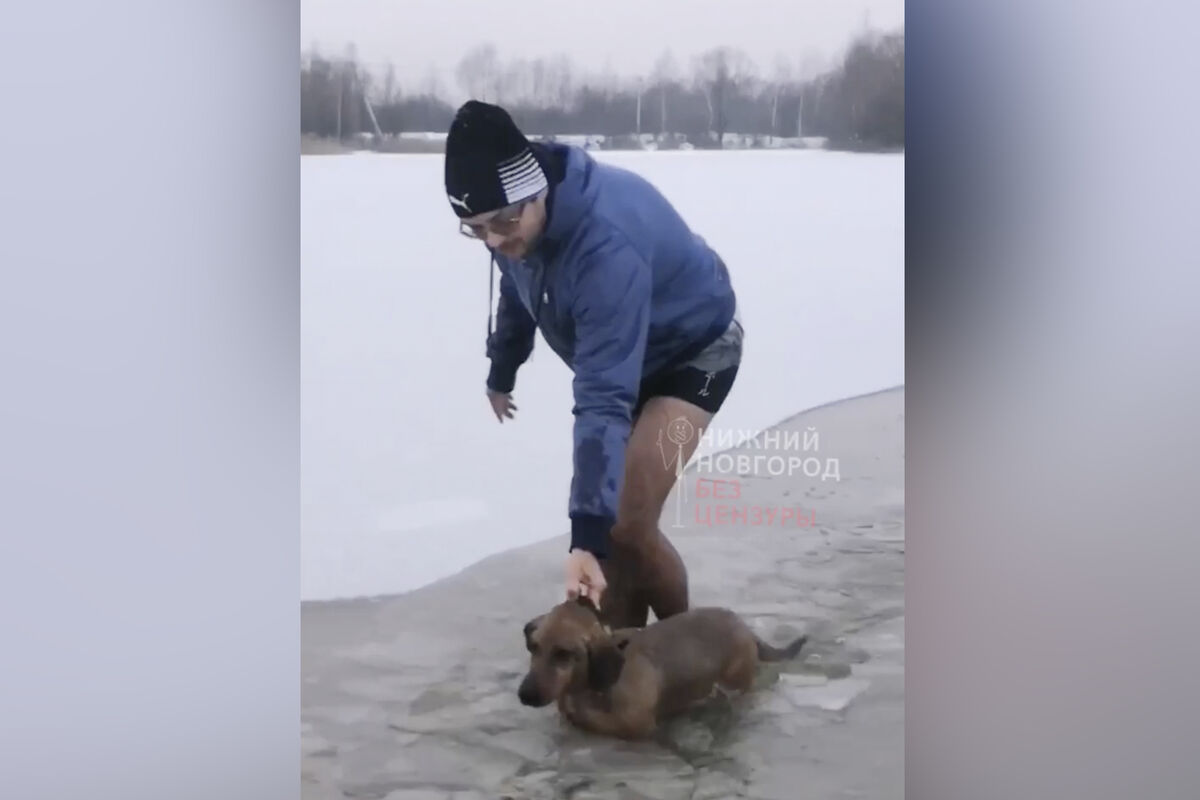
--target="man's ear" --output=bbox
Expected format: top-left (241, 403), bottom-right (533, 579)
top-left (586, 639), bottom-right (626, 691)
top-left (523, 614), bottom-right (546, 652)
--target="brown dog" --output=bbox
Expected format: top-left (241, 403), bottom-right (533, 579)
top-left (517, 597), bottom-right (807, 740)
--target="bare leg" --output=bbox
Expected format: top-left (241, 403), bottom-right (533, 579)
top-left (610, 396), bottom-right (714, 623)
top-left (596, 539), bottom-right (649, 630)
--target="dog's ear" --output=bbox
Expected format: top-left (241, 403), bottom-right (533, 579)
top-left (573, 595), bottom-right (600, 615)
top-left (522, 614), bottom-right (546, 652)
top-left (586, 639), bottom-right (626, 692)
top-left (610, 628), bottom-right (636, 651)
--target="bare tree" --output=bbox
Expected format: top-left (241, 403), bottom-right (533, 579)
top-left (301, 49), bottom-right (339, 137)
top-left (769, 54), bottom-right (793, 136)
top-left (797, 50), bottom-right (828, 82)
top-left (693, 46), bottom-right (753, 145)
top-left (381, 62), bottom-right (397, 106)
top-left (545, 53), bottom-right (575, 109)
top-left (651, 49), bottom-right (679, 134)
top-left (302, 30), bottom-right (903, 149)
top-left (529, 58), bottom-right (549, 108)
top-left (503, 57), bottom-right (535, 107)
top-left (597, 58), bottom-right (620, 95)
top-left (421, 67), bottom-right (445, 101)
top-left (335, 43), bottom-right (364, 139)
top-left (455, 43), bottom-right (499, 102)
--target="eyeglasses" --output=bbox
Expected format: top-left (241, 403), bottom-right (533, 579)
top-left (458, 199), bottom-right (533, 240)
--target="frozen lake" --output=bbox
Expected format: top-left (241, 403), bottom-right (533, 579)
top-left (301, 149), bottom-right (904, 601)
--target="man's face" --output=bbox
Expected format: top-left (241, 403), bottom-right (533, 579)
top-left (460, 194), bottom-right (546, 259)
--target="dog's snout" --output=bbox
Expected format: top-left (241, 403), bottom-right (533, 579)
top-left (517, 675), bottom-right (543, 707)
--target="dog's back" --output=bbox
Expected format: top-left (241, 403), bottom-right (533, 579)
top-left (674, 607), bottom-right (808, 663)
top-left (619, 607), bottom-right (803, 715)
top-left (632, 607), bottom-right (805, 659)
top-left (527, 602), bottom-right (809, 738)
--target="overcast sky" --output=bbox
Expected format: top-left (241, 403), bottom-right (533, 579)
top-left (302, 0), bottom-right (904, 99)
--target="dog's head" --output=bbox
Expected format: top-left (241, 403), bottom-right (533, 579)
top-left (517, 597), bottom-right (627, 707)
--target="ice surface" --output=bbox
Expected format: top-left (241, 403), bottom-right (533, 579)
top-left (301, 149), bottom-right (904, 600)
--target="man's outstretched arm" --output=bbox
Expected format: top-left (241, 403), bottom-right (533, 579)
top-left (486, 269), bottom-right (536, 394)
top-left (567, 244), bottom-right (652, 558)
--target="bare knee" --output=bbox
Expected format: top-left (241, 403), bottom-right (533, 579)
top-left (614, 475), bottom-right (661, 532)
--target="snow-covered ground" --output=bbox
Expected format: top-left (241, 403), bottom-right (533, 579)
top-left (301, 149), bottom-right (904, 601)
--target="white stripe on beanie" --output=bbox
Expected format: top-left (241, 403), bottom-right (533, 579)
top-left (498, 149), bottom-right (548, 204)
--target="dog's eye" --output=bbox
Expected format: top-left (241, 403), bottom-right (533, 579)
top-left (552, 647), bottom-right (573, 664)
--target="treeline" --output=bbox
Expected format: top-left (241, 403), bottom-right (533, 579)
top-left (301, 28), bottom-right (903, 150)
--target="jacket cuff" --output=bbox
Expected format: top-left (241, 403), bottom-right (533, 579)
top-left (570, 514), bottom-right (612, 559)
top-left (486, 359), bottom-right (518, 394)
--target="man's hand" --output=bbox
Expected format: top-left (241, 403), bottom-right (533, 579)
top-left (487, 390), bottom-right (517, 422)
top-left (565, 548), bottom-right (607, 607)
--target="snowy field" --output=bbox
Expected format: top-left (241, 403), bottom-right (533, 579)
top-left (301, 149), bottom-right (904, 601)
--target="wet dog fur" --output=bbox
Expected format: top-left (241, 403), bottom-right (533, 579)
top-left (517, 597), bottom-right (807, 740)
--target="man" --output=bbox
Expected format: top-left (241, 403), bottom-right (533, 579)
top-left (443, 100), bottom-right (743, 629)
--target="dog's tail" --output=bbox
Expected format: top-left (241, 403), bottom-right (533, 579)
top-left (755, 633), bottom-right (809, 662)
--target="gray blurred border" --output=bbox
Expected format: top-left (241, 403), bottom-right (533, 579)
top-left (0, 2), bottom-right (299, 798)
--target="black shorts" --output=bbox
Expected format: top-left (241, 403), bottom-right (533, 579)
top-left (633, 362), bottom-right (739, 419)
top-left (633, 315), bottom-right (743, 419)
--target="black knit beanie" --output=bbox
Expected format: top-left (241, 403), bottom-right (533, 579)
top-left (443, 100), bottom-right (549, 219)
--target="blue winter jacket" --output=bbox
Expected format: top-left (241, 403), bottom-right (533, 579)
top-left (484, 142), bottom-right (737, 557)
